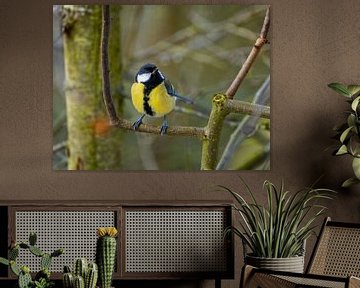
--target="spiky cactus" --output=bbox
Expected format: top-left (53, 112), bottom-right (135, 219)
top-left (85, 262), bottom-right (98, 288)
top-left (63, 273), bottom-right (74, 288)
top-left (63, 260), bottom-right (98, 288)
top-left (74, 258), bottom-right (88, 279)
top-left (96, 227), bottom-right (118, 288)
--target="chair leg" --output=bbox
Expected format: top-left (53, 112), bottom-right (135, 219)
top-left (240, 265), bottom-right (255, 288)
top-left (240, 265), bottom-right (296, 288)
top-left (349, 276), bottom-right (360, 288)
top-left (215, 278), bottom-right (221, 288)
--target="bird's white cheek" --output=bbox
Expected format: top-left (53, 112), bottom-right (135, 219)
top-left (137, 73), bottom-right (151, 83)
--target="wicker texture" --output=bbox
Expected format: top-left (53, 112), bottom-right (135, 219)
top-left (277, 275), bottom-right (345, 288)
top-left (15, 211), bottom-right (115, 272)
top-left (249, 273), bottom-right (296, 288)
top-left (125, 210), bottom-right (227, 273)
top-left (309, 226), bottom-right (360, 277)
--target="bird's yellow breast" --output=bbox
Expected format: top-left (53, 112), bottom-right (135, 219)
top-left (131, 82), bottom-right (176, 117)
top-left (131, 83), bottom-right (145, 114)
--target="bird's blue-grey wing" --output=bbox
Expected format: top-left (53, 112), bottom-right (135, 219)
top-left (164, 79), bottom-right (194, 104)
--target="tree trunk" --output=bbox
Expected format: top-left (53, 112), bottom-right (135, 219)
top-left (62, 5), bottom-right (123, 170)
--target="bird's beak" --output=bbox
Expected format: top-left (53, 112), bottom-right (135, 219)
top-left (151, 68), bottom-right (158, 75)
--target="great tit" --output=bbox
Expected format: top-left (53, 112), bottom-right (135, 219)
top-left (131, 63), bottom-right (193, 135)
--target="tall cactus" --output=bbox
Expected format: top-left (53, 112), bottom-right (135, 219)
top-left (96, 227), bottom-right (118, 288)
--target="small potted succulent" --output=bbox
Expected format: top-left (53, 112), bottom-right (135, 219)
top-left (329, 82), bottom-right (360, 187)
top-left (62, 258), bottom-right (98, 288)
top-left (221, 179), bottom-right (334, 273)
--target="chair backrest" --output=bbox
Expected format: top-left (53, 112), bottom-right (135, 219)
top-left (307, 217), bottom-right (360, 277)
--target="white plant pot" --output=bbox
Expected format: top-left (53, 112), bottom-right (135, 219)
top-left (245, 254), bottom-right (305, 273)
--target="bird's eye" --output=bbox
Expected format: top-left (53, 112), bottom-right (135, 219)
top-left (137, 72), bottom-right (151, 83)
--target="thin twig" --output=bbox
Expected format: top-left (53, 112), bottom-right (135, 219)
top-left (53, 140), bottom-right (68, 152)
top-left (101, 5), bottom-right (119, 124)
top-left (225, 6), bottom-right (270, 99)
top-left (217, 76), bottom-right (270, 170)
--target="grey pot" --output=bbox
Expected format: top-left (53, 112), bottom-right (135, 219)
top-left (245, 254), bottom-right (305, 273)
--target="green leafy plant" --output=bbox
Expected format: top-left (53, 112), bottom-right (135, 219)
top-left (221, 179), bottom-right (334, 258)
top-left (329, 83), bottom-right (360, 187)
top-left (0, 232), bottom-right (63, 288)
top-left (33, 278), bottom-right (54, 288)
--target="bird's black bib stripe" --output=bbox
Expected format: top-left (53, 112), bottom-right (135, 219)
top-left (143, 87), bottom-right (154, 116)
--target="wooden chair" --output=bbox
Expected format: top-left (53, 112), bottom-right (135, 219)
top-left (241, 217), bottom-right (360, 288)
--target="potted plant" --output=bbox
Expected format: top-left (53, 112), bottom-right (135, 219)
top-left (221, 179), bottom-right (334, 273)
top-left (328, 83), bottom-right (360, 187)
top-left (0, 232), bottom-right (63, 288)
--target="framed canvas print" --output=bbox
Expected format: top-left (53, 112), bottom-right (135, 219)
top-left (53, 4), bottom-right (270, 170)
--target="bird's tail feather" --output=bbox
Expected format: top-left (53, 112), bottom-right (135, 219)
top-left (174, 94), bottom-right (194, 104)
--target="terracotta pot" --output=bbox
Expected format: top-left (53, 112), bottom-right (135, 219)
top-left (245, 254), bottom-right (305, 273)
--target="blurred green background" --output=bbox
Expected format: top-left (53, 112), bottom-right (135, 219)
top-left (53, 5), bottom-right (270, 170)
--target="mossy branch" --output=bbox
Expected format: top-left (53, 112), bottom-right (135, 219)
top-left (100, 5), bottom-right (271, 170)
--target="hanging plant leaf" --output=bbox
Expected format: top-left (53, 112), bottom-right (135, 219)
top-left (348, 135), bottom-right (360, 157)
top-left (351, 96), bottom-right (360, 111)
top-left (348, 85), bottom-right (360, 97)
top-left (352, 157), bottom-right (360, 179)
top-left (328, 83), bottom-right (351, 97)
top-left (336, 145), bottom-right (348, 155)
top-left (340, 126), bottom-right (353, 143)
top-left (347, 114), bottom-right (356, 127)
top-left (342, 177), bottom-right (360, 187)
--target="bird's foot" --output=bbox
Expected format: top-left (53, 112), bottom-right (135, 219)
top-left (160, 119), bottom-right (169, 135)
top-left (132, 115), bottom-right (145, 130)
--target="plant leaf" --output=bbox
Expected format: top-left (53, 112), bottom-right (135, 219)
top-left (348, 114), bottom-right (356, 127)
top-left (342, 177), bottom-right (360, 187)
top-left (348, 135), bottom-right (360, 157)
top-left (351, 96), bottom-right (360, 111)
top-left (336, 145), bottom-right (348, 155)
top-left (328, 83), bottom-right (351, 97)
top-left (352, 157), bottom-right (360, 180)
top-left (348, 85), bottom-right (360, 97)
top-left (340, 126), bottom-right (353, 143)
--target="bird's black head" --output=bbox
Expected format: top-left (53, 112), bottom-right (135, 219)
top-left (135, 63), bottom-right (165, 89)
